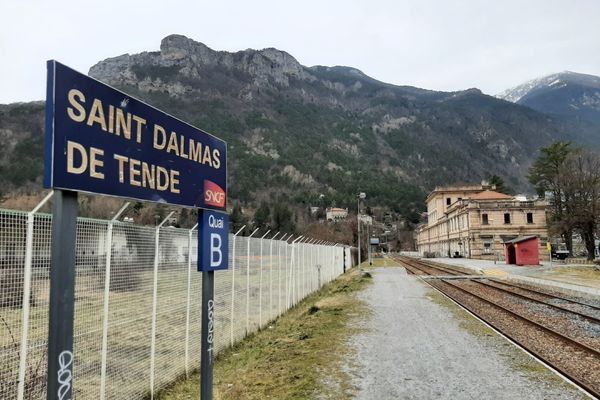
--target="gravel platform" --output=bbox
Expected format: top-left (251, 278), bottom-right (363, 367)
top-left (345, 267), bottom-right (588, 400)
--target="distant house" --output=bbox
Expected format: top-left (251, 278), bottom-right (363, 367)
top-left (359, 214), bottom-right (373, 225)
top-left (310, 206), bottom-right (320, 215)
top-left (415, 183), bottom-right (549, 261)
top-left (326, 207), bottom-right (348, 221)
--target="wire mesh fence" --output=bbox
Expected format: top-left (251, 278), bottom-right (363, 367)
top-left (0, 206), bottom-right (354, 400)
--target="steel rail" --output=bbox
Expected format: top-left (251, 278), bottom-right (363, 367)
top-left (487, 278), bottom-right (600, 312)
top-left (397, 257), bottom-right (600, 398)
top-left (470, 279), bottom-right (600, 325)
top-left (399, 256), bottom-right (600, 323)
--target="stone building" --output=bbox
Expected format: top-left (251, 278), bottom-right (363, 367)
top-left (326, 207), bottom-right (348, 221)
top-left (416, 184), bottom-right (549, 261)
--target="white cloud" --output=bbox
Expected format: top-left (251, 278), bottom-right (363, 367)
top-left (1, 0), bottom-right (599, 102)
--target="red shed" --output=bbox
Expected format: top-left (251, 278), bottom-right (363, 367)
top-left (504, 236), bottom-right (539, 266)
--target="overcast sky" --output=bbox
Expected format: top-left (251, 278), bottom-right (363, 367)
top-left (1, 0), bottom-right (599, 103)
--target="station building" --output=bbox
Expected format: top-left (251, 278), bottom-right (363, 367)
top-left (415, 184), bottom-right (549, 261)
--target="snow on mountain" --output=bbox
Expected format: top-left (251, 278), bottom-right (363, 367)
top-left (497, 71), bottom-right (600, 103)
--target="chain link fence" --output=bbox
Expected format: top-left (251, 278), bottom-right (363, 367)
top-left (0, 206), bottom-right (353, 399)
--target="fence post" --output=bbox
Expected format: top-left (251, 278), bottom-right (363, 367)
top-left (269, 232), bottom-right (280, 321)
top-left (184, 222), bottom-right (198, 378)
top-left (17, 191), bottom-right (53, 400)
top-left (230, 225), bottom-right (245, 347)
top-left (149, 211), bottom-right (174, 400)
top-left (315, 241), bottom-right (320, 289)
top-left (278, 234), bottom-right (288, 315)
top-left (285, 235), bottom-right (294, 310)
top-left (246, 228), bottom-right (259, 335)
top-left (258, 230), bottom-right (270, 328)
top-left (290, 236), bottom-right (302, 307)
top-left (302, 238), bottom-right (308, 299)
top-left (302, 239), bottom-right (307, 299)
top-left (298, 239), bottom-right (304, 301)
top-left (308, 241), bottom-right (313, 292)
top-left (99, 202), bottom-right (130, 400)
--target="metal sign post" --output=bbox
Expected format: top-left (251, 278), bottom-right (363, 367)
top-left (200, 270), bottom-right (215, 400)
top-left (198, 209), bottom-right (229, 399)
top-left (47, 190), bottom-right (78, 400)
top-left (42, 60), bottom-right (229, 400)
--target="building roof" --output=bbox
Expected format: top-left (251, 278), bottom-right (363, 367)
top-left (504, 235), bottom-right (538, 244)
top-left (470, 190), bottom-right (512, 200)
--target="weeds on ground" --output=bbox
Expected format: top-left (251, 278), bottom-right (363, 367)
top-left (155, 268), bottom-right (371, 400)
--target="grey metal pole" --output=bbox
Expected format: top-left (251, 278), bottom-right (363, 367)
top-left (200, 270), bottom-right (214, 400)
top-left (47, 189), bottom-right (78, 400)
top-left (357, 196), bottom-right (361, 265)
top-left (367, 223), bottom-right (372, 266)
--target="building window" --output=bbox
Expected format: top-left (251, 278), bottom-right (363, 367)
top-left (483, 241), bottom-right (492, 254)
top-left (482, 214), bottom-right (489, 225)
top-left (527, 212), bottom-right (533, 224)
top-left (504, 213), bottom-right (511, 224)
top-left (446, 197), bottom-right (451, 206)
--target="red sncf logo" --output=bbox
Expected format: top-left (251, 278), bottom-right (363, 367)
top-left (204, 180), bottom-right (226, 208)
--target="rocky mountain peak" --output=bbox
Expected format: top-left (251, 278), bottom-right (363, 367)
top-left (160, 34), bottom-right (218, 64)
top-left (89, 35), bottom-right (313, 94)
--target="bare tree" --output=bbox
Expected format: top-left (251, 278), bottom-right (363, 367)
top-left (557, 149), bottom-right (600, 260)
top-left (528, 142), bottom-right (574, 253)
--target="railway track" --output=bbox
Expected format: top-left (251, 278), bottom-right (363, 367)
top-left (393, 256), bottom-right (600, 399)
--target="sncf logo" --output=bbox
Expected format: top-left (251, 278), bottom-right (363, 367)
top-left (204, 180), bottom-right (226, 208)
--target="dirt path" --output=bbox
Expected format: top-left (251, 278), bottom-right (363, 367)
top-left (344, 266), bottom-right (587, 400)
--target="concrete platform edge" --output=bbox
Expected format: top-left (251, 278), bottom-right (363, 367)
top-left (418, 257), bottom-right (600, 300)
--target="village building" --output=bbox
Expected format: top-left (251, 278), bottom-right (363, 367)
top-left (326, 207), bottom-right (348, 221)
top-left (359, 214), bottom-right (373, 225)
top-left (415, 183), bottom-right (549, 261)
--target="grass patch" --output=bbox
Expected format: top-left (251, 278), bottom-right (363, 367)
top-left (536, 266), bottom-right (600, 288)
top-left (155, 268), bottom-right (371, 400)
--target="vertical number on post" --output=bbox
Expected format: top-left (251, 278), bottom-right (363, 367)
top-left (206, 299), bottom-right (214, 363)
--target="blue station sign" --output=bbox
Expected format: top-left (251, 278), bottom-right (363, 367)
top-left (44, 60), bottom-right (227, 210)
top-left (198, 210), bottom-right (229, 271)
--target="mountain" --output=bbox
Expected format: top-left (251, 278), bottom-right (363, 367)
top-left (497, 71), bottom-right (600, 134)
top-left (0, 102), bottom-right (45, 191)
top-left (0, 35), bottom-right (582, 221)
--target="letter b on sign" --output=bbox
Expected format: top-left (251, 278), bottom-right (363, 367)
top-left (198, 210), bottom-right (229, 272)
top-left (210, 233), bottom-right (222, 267)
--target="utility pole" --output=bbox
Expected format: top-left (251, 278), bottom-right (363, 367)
top-left (357, 192), bottom-right (366, 265)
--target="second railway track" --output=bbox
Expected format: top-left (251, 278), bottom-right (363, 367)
top-left (393, 256), bottom-right (600, 399)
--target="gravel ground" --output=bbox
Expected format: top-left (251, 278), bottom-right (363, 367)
top-left (434, 279), bottom-right (600, 396)
top-left (453, 280), bottom-right (600, 351)
top-left (345, 267), bottom-right (588, 400)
